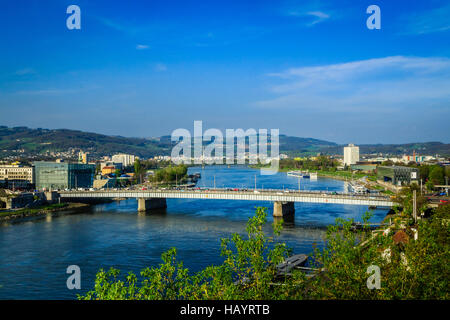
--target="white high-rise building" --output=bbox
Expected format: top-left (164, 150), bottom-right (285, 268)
top-left (111, 154), bottom-right (137, 167)
top-left (343, 144), bottom-right (359, 166)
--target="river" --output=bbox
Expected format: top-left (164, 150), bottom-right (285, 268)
top-left (0, 165), bottom-right (389, 299)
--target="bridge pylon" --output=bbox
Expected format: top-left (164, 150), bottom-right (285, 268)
top-left (273, 201), bottom-right (295, 220)
top-left (138, 198), bottom-right (167, 212)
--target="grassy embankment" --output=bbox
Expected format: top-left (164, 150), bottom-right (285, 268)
top-left (0, 202), bottom-right (89, 221)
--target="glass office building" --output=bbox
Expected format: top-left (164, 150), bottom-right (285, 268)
top-left (33, 162), bottom-right (95, 190)
top-left (377, 166), bottom-right (419, 186)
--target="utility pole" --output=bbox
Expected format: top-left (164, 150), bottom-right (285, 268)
top-left (413, 189), bottom-right (417, 223)
top-left (445, 176), bottom-right (449, 196)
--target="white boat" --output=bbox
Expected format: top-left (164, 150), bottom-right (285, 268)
top-left (287, 171), bottom-right (317, 179)
top-left (287, 171), bottom-right (305, 177)
top-left (347, 181), bottom-right (368, 194)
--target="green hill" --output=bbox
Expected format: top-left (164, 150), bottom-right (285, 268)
top-left (0, 126), bottom-right (448, 158)
top-left (0, 126), bottom-right (172, 158)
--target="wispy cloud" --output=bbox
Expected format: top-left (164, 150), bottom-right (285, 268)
top-left (136, 44), bottom-right (149, 50)
top-left (286, 10), bottom-right (330, 26)
top-left (95, 16), bottom-right (151, 36)
top-left (400, 4), bottom-right (450, 35)
top-left (13, 88), bottom-right (80, 96)
top-left (305, 11), bottom-right (330, 25)
top-left (282, 0), bottom-right (333, 27)
top-left (255, 56), bottom-right (450, 113)
top-left (15, 68), bottom-right (36, 76)
top-left (96, 17), bottom-right (128, 33)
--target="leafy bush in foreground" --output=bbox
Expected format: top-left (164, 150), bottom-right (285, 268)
top-left (80, 204), bottom-right (449, 300)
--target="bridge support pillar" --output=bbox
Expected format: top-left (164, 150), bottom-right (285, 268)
top-left (138, 198), bottom-right (167, 212)
top-left (273, 201), bottom-right (295, 220)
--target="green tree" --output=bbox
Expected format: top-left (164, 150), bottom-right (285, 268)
top-left (429, 165), bottom-right (445, 185)
top-left (134, 159), bottom-right (144, 184)
top-left (80, 207), bottom-right (290, 300)
top-left (426, 180), bottom-right (435, 191)
top-left (80, 202), bottom-right (450, 300)
top-left (152, 165), bottom-right (188, 183)
top-left (419, 165), bottom-right (430, 182)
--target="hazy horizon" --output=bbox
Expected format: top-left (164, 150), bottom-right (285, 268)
top-left (1, 123), bottom-right (449, 146)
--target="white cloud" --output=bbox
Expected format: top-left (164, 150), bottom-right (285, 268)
top-left (285, 3), bottom-right (331, 26)
top-left (255, 56), bottom-right (450, 114)
top-left (136, 44), bottom-right (149, 50)
top-left (304, 11), bottom-right (330, 25)
top-left (400, 4), bottom-right (450, 35)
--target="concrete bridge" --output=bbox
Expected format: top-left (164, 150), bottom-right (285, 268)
top-left (58, 189), bottom-right (394, 219)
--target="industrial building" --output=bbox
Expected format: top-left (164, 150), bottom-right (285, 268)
top-left (376, 166), bottom-right (419, 186)
top-left (33, 161), bottom-right (95, 190)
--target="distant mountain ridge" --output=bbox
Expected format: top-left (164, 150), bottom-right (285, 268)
top-left (0, 126), bottom-right (172, 158)
top-left (0, 126), bottom-right (448, 158)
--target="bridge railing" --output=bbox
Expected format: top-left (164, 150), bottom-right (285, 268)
top-left (58, 188), bottom-right (392, 201)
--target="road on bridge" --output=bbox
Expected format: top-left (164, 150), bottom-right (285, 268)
top-left (59, 188), bottom-right (394, 207)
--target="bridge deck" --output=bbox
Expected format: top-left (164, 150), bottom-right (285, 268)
top-left (59, 189), bottom-right (394, 207)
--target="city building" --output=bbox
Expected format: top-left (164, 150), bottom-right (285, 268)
top-left (0, 164), bottom-right (34, 189)
top-left (343, 144), bottom-right (360, 166)
top-left (350, 164), bottom-right (377, 172)
top-left (33, 161), bottom-right (95, 190)
top-left (401, 153), bottom-right (436, 164)
top-left (377, 166), bottom-right (419, 186)
top-left (78, 151), bottom-right (89, 164)
top-left (111, 154), bottom-right (137, 167)
top-left (101, 166), bottom-right (117, 175)
top-left (100, 161), bottom-right (123, 171)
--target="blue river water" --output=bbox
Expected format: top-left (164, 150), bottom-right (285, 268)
top-left (0, 166), bottom-right (388, 299)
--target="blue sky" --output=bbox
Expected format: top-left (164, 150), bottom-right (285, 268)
top-left (0, 0), bottom-right (449, 144)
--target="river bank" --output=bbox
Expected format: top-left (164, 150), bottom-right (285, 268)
top-left (0, 202), bottom-right (91, 223)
